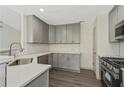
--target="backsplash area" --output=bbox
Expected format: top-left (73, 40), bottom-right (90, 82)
top-left (49, 44), bottom-right (80, 53)
top-left (23, 43), bottom-right (49, 54)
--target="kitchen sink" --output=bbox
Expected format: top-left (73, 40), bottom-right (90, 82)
top-left (8, 58), bottom-right (33, 66)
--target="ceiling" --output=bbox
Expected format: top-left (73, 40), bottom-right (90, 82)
top-left (5, 5), bottom-right (114, 25)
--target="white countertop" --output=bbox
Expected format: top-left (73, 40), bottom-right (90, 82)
top-left (1, 51), bottom-right (80, 87)
top-left (8, 52), bottom-right (52, 65)
top-left (0, 56), bottom-right (14, 64)
top-left (0, 52), bottom-right (80, 64)
top-left (52, 52), bottom-right (81, 54)
top-left (16, 52), bottom-right (52, 59)
top-left (6, 52), bottom-right (52, 87)
top-left (7, 63), bottom-right (51, 87)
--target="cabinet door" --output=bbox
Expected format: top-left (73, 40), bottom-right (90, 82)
top-left (48, 54), bottom-right (53, 66)
top-left (117, 5), bottom-right (124, 23)
top-left (42, 22), bottom-right (49, 43)
top-left (52, 53), bottom-right (58, 67)
top-left (33, 17), bottom-right (42, 43)
top-left (27, 15), bottom-right (33, 42)
top-left (56, 25), bottom-right (66, 43)
top-left (72, 23), bottom-right (80, 43)
top-left (38, 55), bottom-right (48, 64)
top-left (67, 54), bottom-right (80, 71)
top-left (109, 6), bottom-right (118, 42)
top-left (58, 53), bottom-right (68, 69)
top-left (66, 23), bottom-right (80, 43)
top-left (27, 15), bottom-right (49, 43)
top-left (49, 25), bottom-right (56, 43)
top-left (66, 24), bottom-right (73, 43)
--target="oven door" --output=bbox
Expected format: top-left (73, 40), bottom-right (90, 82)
top-left (101, 69), bottom-right (112, 86)
top-left (101, 67), bottom-right (120, 87)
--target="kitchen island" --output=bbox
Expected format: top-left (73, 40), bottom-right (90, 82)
top-left (7, 63), bottom-right (51, 87)
top-left (0, 52), bottom-right (51, 87)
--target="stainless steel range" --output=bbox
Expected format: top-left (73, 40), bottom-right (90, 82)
top-left (100, 57), bottom-right (124, 87)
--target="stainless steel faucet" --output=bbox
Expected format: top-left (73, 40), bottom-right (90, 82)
top-left (9, 42), bottom-right (23, 56)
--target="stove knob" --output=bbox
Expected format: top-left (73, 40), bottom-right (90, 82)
top-left (113, 67), bottom-right (119, 73)
top-left (104, 62), bottom-right (106, 65)
top-left (110, 65), bottom-right (113, 70)
top-left (107, 63), bottom-right (110, 68)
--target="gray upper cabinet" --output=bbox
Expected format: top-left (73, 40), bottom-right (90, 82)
top-left (56, 25), bottom-right (67, 43)
top-left (42, 21), bottom-right (49, 43)
top-left (109, 6), bottom-right (118, 43)
top-left (27, 15), bottom-right (49, 43)
top-left (49, 25), bottom-right (56, 43)
top-left (109, 5), bottom-right (124, 43)
top-left (117, 6), bottom-right (124, 23)
top-left (48, 23), bottom-right (80, 44)
top-left (66, 24), bottom-right (73, 43)
top-left (66, 23), bottom-right (80, 43)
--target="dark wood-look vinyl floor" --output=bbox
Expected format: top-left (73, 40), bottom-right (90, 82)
top-left (49, 69), bottom-right (102, 87)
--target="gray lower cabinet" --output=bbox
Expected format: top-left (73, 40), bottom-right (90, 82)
top-left (37, 53), bottom-right (80, 72)
top-left (67, 54), bottom-right (80, 71)
top-left (48, 54), bottom-right (53, 66)
top-left (38, 55), bottom-right (48, 64)
top-left (52, 53), bottom-right (80, 72)
top-left (52, 53), bottom-right (58, 67)
top-left (25, 71), bottom-right (49, 87)
top-left (58, 54), bottom-right (68, 69)
top-left (49, 25), bottom-right (56, 43)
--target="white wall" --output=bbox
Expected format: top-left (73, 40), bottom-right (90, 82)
top-left (1, 6), bottom-right (21, 32)
top-left (96, 14), bottom-right (119, 57)
top-left (0, 6), bottom-right (21, 52)
top-left (0, 23), bottom-right (21, 51)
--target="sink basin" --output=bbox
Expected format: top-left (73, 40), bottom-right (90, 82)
top-left (8, 58), bottom-right (33, 66)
